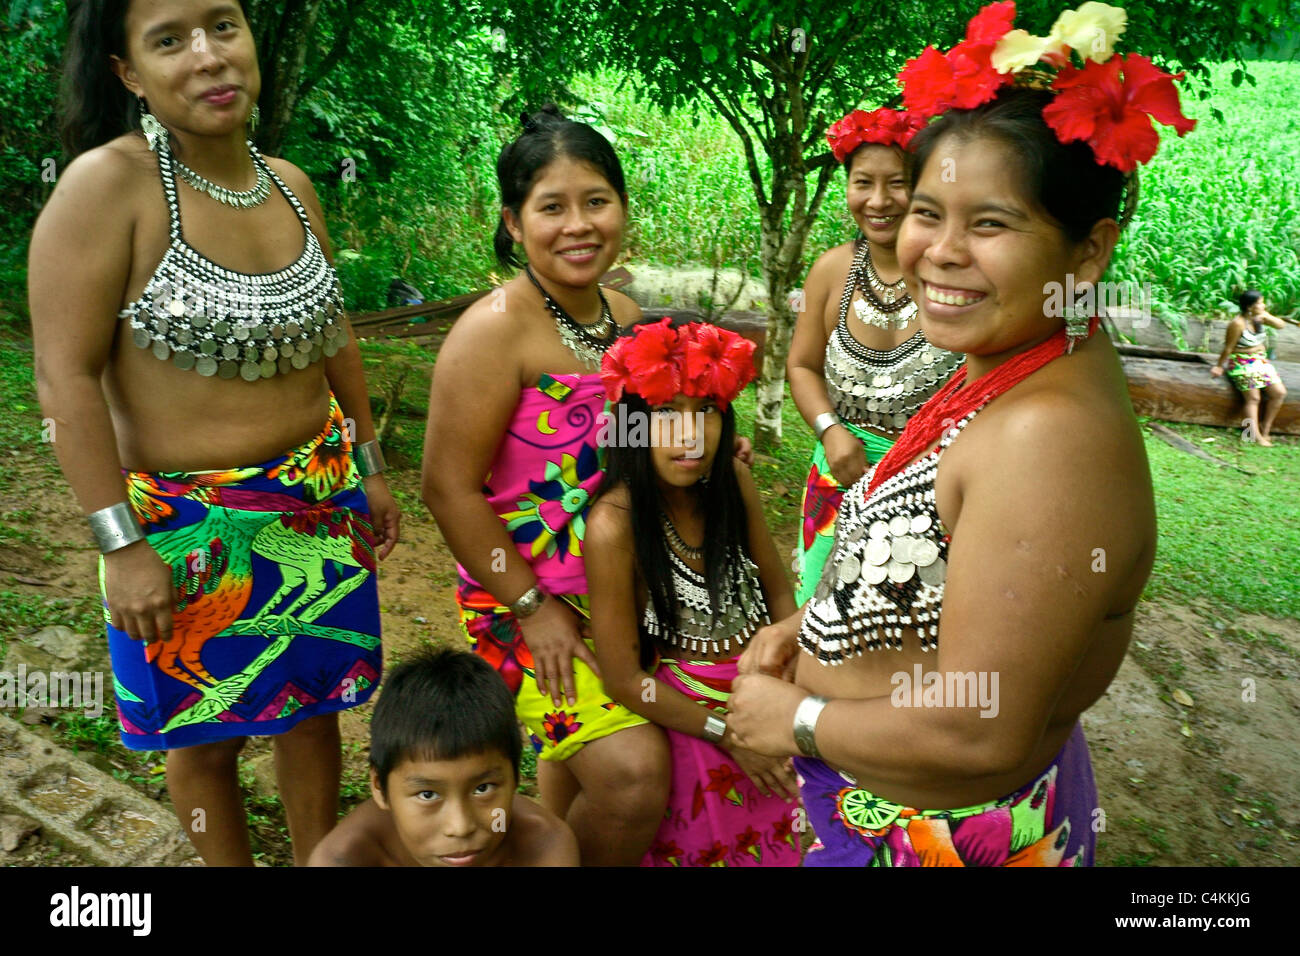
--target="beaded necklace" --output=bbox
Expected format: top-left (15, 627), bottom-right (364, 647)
top-left (118, 144), bottom-right (344, 379)
top-left (524, 265), bottom-right (616, 369)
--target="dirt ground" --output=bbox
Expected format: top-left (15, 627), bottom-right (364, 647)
top-left (3, 426), bottom-right (1296, 867)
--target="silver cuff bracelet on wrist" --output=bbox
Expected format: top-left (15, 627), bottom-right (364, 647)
top-left (813, 411), bottom-right (840, 441)
top-left (88, 501), bottom-right (145, 554)
top-left (792, 694), bottom-right (830, 759)
top-left (354, 439), bottom-right (387, 477)
top-left (702, 713), bottom-right (727, 744)
top-left (509, 584), bottom-right (546, 619)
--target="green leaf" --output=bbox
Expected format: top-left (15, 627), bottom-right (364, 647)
top-left (701, 44), bottom-right (719, 64)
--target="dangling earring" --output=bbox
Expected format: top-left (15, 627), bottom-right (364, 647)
top-left (1065, 302), bottom-right (1091, 355)
top-left (138, 97), bottom-right (168, 153)
top-left (248, 104), bottom-right (261, 135)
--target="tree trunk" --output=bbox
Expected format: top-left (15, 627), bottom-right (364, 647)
top-left (246, 0), bottom-right (326, 156)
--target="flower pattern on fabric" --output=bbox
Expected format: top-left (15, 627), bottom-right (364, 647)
top-left (735, 826), bottom-right (764, 864)
top-left (801, 463), bottom-right (843, 551)
top-left (266, 416), bottom-right (355, 504)
top-left (692, 842), bottom-right (730, 867)
top-left (649, 839), bottom-right (685, 867)
top-left (641, 657), bottom-right (800, 868)
top-left (542, 711), bottom-right (582, 747)
top-left (828, 764), bottom-right (1082, 866)
top-left (500, 443), bottom-right (602, 561)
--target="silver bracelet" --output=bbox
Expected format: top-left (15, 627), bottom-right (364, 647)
top-left (702, 713), bottom-right (727, 744)
top-left (813, 411), bottom-right (840, 440)
top-left (354, 439), bottom-right (387, 477)
top-left (792, 694), bottom-right (830, 759)
top-left (88, 502), bottom-right (145, 554)
top-left (509, 584), bottom-right (546, 619)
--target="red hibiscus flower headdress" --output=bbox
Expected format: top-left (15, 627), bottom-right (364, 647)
top-left (600, 319), bottom-right (757, 410)
top-left (897, 2), bottom-right (1195, 175)
top-left (826, 107), bottom-right (927, 163)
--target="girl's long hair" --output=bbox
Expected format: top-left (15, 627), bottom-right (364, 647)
top-left (595, 367), bottom-right (752, 669)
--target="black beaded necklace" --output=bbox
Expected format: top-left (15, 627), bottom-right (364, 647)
top-left (524, 265), bottom-right (617, 368)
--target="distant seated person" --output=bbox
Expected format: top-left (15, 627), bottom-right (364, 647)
top-left (1212, 289), bottom-right (1296, 447)
top-left (309, 647), bottom-right (578, 867)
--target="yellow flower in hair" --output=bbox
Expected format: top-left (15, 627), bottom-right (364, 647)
top-left (1049, 1), bottom-right (1127, 62)
top-left (991, 29), bottom-right (1064, 73)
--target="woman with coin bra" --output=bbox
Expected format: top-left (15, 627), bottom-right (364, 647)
top-left (788, 107), bottom-right (963, 606)
top-left (30, 0), bottom-right (398, 865)
top-left (730, 0), bottom-right (1176, 866)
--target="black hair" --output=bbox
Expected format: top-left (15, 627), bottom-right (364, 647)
top-left (369, 647), bottom-right (521, 794)
top-left (844, 141), bottom-right (911, 181)
top-left (593, 318), bottom-right (751, 670)
top-left (1239, 290), bottom-right (1263, 315)
top-left (908, 86), bottom-right (1125, 243)
top-left (494, 104), bottom-right (627, 269)
top-left (60, 0), bottom-right (251, 159)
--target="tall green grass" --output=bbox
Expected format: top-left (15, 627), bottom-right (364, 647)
top-left (1112, 61), bottom-right (1300, 329)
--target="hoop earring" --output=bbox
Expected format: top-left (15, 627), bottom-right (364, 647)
top-left (138, 97), bottom-right (168, 153)
top-left (248, 104), bottom-right (261, 135)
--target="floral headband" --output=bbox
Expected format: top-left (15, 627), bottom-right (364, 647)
top-left (600, 319), bottom-right (757, 410)
top-left (897, 1), bottom-right (1195, 173)
top-left (826, 107), bottom-right (927, 163)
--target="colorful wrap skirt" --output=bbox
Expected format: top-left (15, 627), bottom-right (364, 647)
top-left (1225, 353), bottom-right (1282, 391)
top-left (641, 657), bottom-right (802, 867)
top-left (795, 722), bottom-right (1096, 866)
top-left (457, 580), bottom-right (646, 762)
top-left (100, 391), bottom-right (381, 751)
top-left (795, 422), bottom-right (895, 605)
top-left (456, 371), bottom-right (645, 761)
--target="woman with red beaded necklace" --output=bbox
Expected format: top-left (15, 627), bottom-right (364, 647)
top-left (727, 1), bottom-right (1185, 866)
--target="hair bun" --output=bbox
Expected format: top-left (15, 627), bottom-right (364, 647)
top-left (521, 104), bottom-right (565, 134)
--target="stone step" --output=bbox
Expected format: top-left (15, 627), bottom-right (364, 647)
top-left (0, 715), bottom-right (198, 866)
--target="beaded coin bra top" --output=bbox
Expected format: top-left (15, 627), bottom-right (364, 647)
top-left (118, 145), bottom-right (347, 380)
top-left (642, 537), bottom-right (771, 658)
top-left (824, 241), bottom-right (964, 433)
top-left (798, 409), bottom-right (977, 664)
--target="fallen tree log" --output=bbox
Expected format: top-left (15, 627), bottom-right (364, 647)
top-left (1120, 354), bottom-right (1299, 435)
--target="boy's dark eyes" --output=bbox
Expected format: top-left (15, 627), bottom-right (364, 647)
top-left (416, 790), bottom-right (438, 801)
top-left (474, 782), bottom-right (498, 795)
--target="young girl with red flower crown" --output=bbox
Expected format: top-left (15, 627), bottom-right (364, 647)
top-left (789, 105), bottom-right (963, 608)
top-left (585, 318), bottom-right (802, 866)
top-left (729, 1), bottom-right (1184, 866)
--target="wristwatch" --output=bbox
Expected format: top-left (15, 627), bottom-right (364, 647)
top-left (509, 584), bottom-right (546, 619)
top-left (792, 695), bottom-right (830, 758)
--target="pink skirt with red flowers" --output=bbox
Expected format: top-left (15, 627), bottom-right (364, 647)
top-left (640, 657), bottom-right (802, 867)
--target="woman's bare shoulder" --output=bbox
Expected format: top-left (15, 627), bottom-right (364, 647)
top-left (587, 484), bottom-right (634, 544)
top-left (46, 135), bottom-right (154, 213)
top-left (806, 241), bottom-right (856, 283)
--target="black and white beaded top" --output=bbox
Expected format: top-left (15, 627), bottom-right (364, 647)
top-left (824, 241), bottom-right (964, 433)
top-left (642, 544), bottom-right (771, 658)
top-left (118, 142), bottom-right (348, 381)
top-left (799, 411), bottom-right (976, 663)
